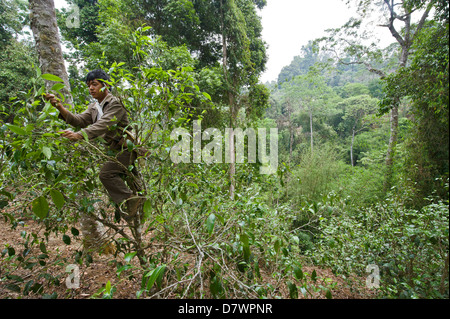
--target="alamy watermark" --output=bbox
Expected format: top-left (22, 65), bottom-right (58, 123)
top-left (366, 264), bottom-right (380, 289)
top-left (65, 264), bottom-right (80, 289)
top-left (170, 120), bottom-right (278, 175)
top-left (65, 4), bottom-right (80, 29)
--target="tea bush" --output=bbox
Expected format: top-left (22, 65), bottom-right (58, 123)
top-left (310, 183), bottom-right (449, 299)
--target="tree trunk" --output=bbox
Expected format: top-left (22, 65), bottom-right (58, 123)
top-left (384, 100), bottom-right (399, 191)
top-left (229, 96), bottom-right (236, 200)
top-left (309, 105), bottom-right (313, 154)
top-left (289, 124), bottom-right (294, 166)
top-left (287, 100), bottom-right (293, 168)
top-left (220, 0), bottom-right (236, 200)
top-left (29, 0), bottom-right (73, 106)
top-left (382, 0), bottom-right (432, 193)
top-left (29, 0), bottom-right (107, 252)
top-left (351, 128), bottom-right (356, 167)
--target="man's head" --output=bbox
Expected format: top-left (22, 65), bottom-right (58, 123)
top-left (85, 69), bottom-right (111, 102)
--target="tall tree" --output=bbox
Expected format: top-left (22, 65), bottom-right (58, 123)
top-left (316, 0), bottom-right (436, 191)
top-left (29, 0), bottom-right (112, 250)
top-left (220, 0), bottom-right (268, 198)
top-left (377, 0), bottom-right (434, 191)
top-left (29, 0), bottom-right (73, 106)
top-left (338, 95), bottom-right (378, 166)
top-left (1, 0), bottom-right (26, 49)
top-left (281, 71), bottom-right (332, 155)
top-left (381, 0), bottom-right (449, 205)
top-left (57, 0), bottom-right (100, 47)
top-left (0, 0), bottom-right (37, 107)
top-left (277, 41), bottom-right (321, 84)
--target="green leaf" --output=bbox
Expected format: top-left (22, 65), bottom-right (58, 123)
top-left (202, 92), bottom-right (211, 100)
top-left (240, 233), bottom-right (249, 247)
top-left (6, 274), bottom-right (24, 282)
top-left (7, 247), bottom-right (15, 256)
top-left (80, 130), bottom-right (89, 142)
top-left (240, 233), bottom-right (250, 261)
top-left (32, 196), bottom-right (49, 219)
top-left (206, 213), bottom-right (216, 235)
top-left (126, 139), bottom-right (134, 152)
top-left (143, 199), bottom-right (152, 217)
top-left (0, 200), bottom-right (8, 209)
top-left (6, 284), bottom-right (21, 293)
top-left (56, 90), bottom-right (66, 102)
top-left (311, 269), bottom-right (317, 282)
top-left (124, 252), bottom-right (137, 263)
top-left (42, 292), bottom-right (57, 299)
top-left (39, 242), bottom-right (47, 254)
top-left (274, 238), bottom-right (280, 254)
top-left (51, 83), bottom-right (65, 92)
top-left (100, 282), bottom-right (115, 299)
top-left (71, 227), bottom-right (79, 236)
top-left (31, 283), bottom-right (43, 294)
top-left (287, 281), bottom-right (298, 299)
top-left (36, 86), bottom-right (45, 97)
top-left (23, 280), bottom-right (34, 295)
top-left (50, 189), bottom-right (64, 210)
top-left (5, 124), bottom-right (27, 136)
top-left (326, 289), bottom-right (333, 299)
top-left (146, 265), bottom-right (166, 291)
top-left (62, 234), bottom-right (71, 245)
top-left (293, 265), bottom-right (304, 281)
top-left (42, 146), bottom-right (52, 160)
top-left (41, 73), bottom-right (64, 83)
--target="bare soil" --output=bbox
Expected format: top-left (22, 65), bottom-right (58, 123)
top-left (0, 212), bottom-right (378, 300)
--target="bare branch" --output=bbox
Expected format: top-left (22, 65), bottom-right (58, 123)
top-left (412, 0), bottom-right (435, 43)
top-left (383, 0), bottom-right (405, 46)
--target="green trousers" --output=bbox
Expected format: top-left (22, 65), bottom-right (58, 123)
top-left (99, 150), bottom-right (140, 205)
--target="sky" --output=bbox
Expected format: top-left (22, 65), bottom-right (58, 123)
top-left (54, 0), bottom-right (390, 84)
top-left (258, 0), bottom-right (358, 83)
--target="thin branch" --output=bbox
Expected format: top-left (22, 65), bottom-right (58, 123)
top-left (383, 0), bottom-right (405, 46)
top-left (411, 0), bottom-right (434, 43)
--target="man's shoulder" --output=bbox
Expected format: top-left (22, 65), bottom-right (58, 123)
top-left (104, 93), bottom-right (123, 107)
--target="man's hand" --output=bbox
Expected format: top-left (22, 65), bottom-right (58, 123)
top-left (59, 130), bottom-right (83, 142)
top-left (44, 93), bottom-right (63, 109)
top-left (44, 93), bottom-right (69, 120)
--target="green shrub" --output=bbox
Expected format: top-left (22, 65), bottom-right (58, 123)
top-left (288, 145), bottom-right (345, 203)
top-left (310, 187), bottom-right (449, 299)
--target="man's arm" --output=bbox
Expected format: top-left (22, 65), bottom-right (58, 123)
top-left (44, 93), bottom-right (93, 128)
top-left (44, 94), bottom-right (89, 142)
top-left (80, 98), bottom-right (126, 140)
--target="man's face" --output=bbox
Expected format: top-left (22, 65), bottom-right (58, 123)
top-left (87, 79), bottom-right (108, 101)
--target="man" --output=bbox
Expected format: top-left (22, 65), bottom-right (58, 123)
top-left (45, 69), bottom-right (141, 221)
